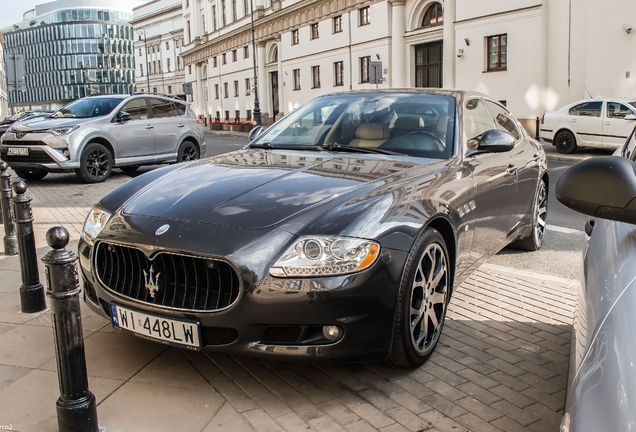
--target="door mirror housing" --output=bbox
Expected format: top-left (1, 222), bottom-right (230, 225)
top-left (476, 129), bottom-right (515, 153)
top-left (556, 156), bottom-right (636, 224)
top-left (248, 125), bottom-right (264, 141)
top-left (117, 111), bottom-right (131, 122)
top-left (625, 114), bottom-right (636, 120)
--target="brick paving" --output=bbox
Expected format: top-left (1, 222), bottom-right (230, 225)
top-left (0, 171), bottom-right (578, 432)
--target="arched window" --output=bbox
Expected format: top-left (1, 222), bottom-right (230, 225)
top-left (270, 46), bottom-right (278, 63)
top-left (422, 2), bottom-right (443, 28)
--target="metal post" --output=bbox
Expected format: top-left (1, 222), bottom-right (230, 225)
top-left (42, 226), bottom-right (98, 432)
top-left (0, 162), bottom-right (18, 256)
top-left (250, 0), bottom-right (262, 126)
top-left (535, 116), bottom-right (541, 141)
top-left (12, 181), bottom-right (47, 313)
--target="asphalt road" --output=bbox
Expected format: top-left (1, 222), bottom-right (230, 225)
top-left (200, 134), bottom-right (587, 280)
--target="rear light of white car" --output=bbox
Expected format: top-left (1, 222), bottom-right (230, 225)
top-left (541, 114), bottom-right (545, 124)
top-left (196, 119), bottom-right (203, 124)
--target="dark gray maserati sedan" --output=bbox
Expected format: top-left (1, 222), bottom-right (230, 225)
top-left (78, 90), bottom-right (548, 366)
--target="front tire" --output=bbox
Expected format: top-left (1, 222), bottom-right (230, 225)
top-left (14, 169), bottom-right (47, 181)
top-left (389, 228), bottom-right (451, 367)
top-left (76, 143), bottom-right (113, 183)
top-left (555, 130), bottom-right (577, 154)
top-left (177, 141), bottom-right (199, 162)
top-left (510, 178), bottom-right (548, 251)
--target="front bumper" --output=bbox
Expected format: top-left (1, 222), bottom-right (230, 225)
top-left (77, 221), bottom-right (407, 362)
top-left (1, 132), bottom-right (78, 172)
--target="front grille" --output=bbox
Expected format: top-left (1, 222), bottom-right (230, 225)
top-left (95, 242), bottom-right (240, 311)
top-left (202, 327), bottom-right (239, 345)
top-left (1, 147), bottom-right (55, 163)
top-left (2, 140), bottom-right (47, 146)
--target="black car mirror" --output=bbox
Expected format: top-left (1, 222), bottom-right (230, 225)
top-left (248, 125), bottom-right (264, 141)
top-left (117, 111), bottom-right (131, 122)
top-left (476, 129), bottom-right (515, 153)
top-left (556, 156), bottom-right (636, 224)
top-left (625, 114), bottom-right (636, 120)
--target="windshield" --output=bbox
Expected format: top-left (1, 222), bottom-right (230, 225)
top-left (251, 93), bottom-right (456, 159)
top-left (51, 97), bottom-right (124, 119)
top-left (8, 112), bottom-right (29, 121)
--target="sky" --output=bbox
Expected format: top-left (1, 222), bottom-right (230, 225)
top-left (1, 0), bottom-right (43, 30)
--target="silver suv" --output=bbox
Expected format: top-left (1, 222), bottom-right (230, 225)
top-left (0, 94), bottom-right (206, 183)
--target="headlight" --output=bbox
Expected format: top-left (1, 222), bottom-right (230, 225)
top-left (82, 207), bottom-right (112, 246)
top-left (48, 125), bottom-right (79, 136)
top-left (269, 236), bottom-right (380, 277)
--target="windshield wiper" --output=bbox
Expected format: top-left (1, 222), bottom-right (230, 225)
top-left (325, 143), bottom-right (405, 156)
top-left (249, 143), bottom-right (327, 151)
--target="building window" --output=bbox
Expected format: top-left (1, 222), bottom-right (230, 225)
top-left (291, 29), bottom-right (299, 45)
top-left (422, 2), bottom-right (443, 28)
top-left (176, 39), bottom-right (180, 48)
top-left (222, 53), bottom-right (227, 64)
top-left (188, 65), bottom-right (192, 74)
top-left (311, 23), bottom-right (319, 40)
top-left (139, 64), bottom-right (144, 76)
top-left (334, 61), bottom-right (344, 86)
top-left (244, 46), bottom-right (249, 58)
top-left (187, 21), bottom-right (192, 44)
top-left (168, 85), bottom-right (172, 94)
top-left (165, 41), bottom-right (170, 50)
top-left (221, 0), bottom-right (227, 26)
top-left (202, 14), bottom-right (206, 33)
top-left (359, 7), bottom-right (370, 26)
top-left (215, 84), bottom-right (219, 99)
top-left (158, 61), bottom-right (162, 74)
top-left (312, 66), bottom-right (320, 88)
top-left (234, 80), bottom-right (239, 96)
top-left (153, 87), bottom-right (157, 93)
top-left (232, 0), bottom-right (237, 21)
top-left (185, 0), bottom-right (189, 7)
top-left (246, 109), bottom-right (252, 121)
top-left (244, 0), bottom-right (249, 16)
top-left (212, 5), bottom-right (217, 31)
top-left (487, 34), bottom-right (507, 71)
top-left (152, 45), bottom-right (155, 53)
top-left (138, 48), bottom-right (142, 56)
top-left (225, 110), bottom-right (230, 120)
top-left (216, 111), bottom-right (221, 121)
top-left (360, 56), bottom-right (370, 83)
top-left (167, 58), bottom-right (171, 72)
top-left (235, 109), bottom-right (240, 121)
top-left (213, 56), bottom-right (218, 67)
top-left (232, 50), bottom-right (237, 62)
top-left (293, 69), bottom-right (301, 90)
top-left (245, 78), bottom-right (251, 95)
top-left (333, 16), bottom-right (342, 33)
top-left (223, 82), bottom-right (228, 98)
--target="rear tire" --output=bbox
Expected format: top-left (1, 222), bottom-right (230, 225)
top-left (389, 228), bottom-right (451, 367)
top-left (510, 179), bottom-right (548, 251)
top-left (177, 140), bottom-right (199, 162)
top-left (554, 130), bottom-right (577, 154)
top-left (76, 143), bottom-right (113, 183)
top-left (14, 169), bottom-right (47, 181)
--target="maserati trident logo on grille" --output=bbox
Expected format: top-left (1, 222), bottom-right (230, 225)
top-left (155, 224), bottom-right (170, 235)
top-left (15, 131), bottom-right (25, 139)
top-left (143, 265), bottom-right (161, 298)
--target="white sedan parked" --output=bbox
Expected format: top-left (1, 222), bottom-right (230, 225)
top-left (540, 98), bottom-right (636, 153)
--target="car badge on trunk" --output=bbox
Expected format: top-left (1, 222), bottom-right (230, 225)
top-left (143, 266), bottom-right (161, 298)
top-left (155, 224), bottom-right (170, 235)
top-left (15, 131), bottom-right (25, 139)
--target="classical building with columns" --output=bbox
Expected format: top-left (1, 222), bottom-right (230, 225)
top-left (180, 0), bottom-right (636, 132)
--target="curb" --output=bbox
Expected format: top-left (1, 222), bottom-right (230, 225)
top-left (545, 154), bottom-right (591, 163)
top-left (480, 262), bottom-right (579, 286)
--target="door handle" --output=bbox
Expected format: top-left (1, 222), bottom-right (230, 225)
top-left (145, 125), bottom-right (154, 130)
top-left (177, 123), bottom-right (185, 128)
top-left (506, 163), bottom-right (517, 174)
top-left (570, 118), bottom-right (576, 123)
top-left (604, 121), bottom-right (611, 125)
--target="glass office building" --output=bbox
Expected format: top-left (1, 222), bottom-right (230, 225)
top-left (2, 1), bottom-right (137, 109)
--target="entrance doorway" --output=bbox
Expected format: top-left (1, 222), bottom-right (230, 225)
top-left (270, 72), bottom-right (279, 119)
top-left (415, 41), bottom-right (443, 88)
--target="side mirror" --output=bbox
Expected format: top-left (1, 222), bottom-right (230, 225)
top-left (248, 125), bottom-right (264, 141)
top-left (625, 114), bottom-right (636, 120)
top-left (117, 111), bottom-right (131, 122)
top-left (556, 156), bottom-right (636, 224)
top-left (477, 129), bottom-right (515, 153)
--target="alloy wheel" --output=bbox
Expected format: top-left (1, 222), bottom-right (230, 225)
top-left (409, 243), bottom-right (448, 354)
top-left (86, 149), bottom-right (110, 179)
top-left (535, 182), bottom-right (548, 244)
top-left (556, 132), bottom-right (576, 154)
top-left (180, 144), bottom-right (197, 161)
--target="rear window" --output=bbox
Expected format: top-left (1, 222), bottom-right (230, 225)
top-left (174, 103), bottom-right (186, 116)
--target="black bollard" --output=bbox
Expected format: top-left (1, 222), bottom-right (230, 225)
top-left (43, 226), bottom-right (98, 432)
top-left (12, 181), bottom-right (47, 313)
top-left (0, 162), bottom-right (18, 256)
top-left (535, 116), bottom-right (541, 141)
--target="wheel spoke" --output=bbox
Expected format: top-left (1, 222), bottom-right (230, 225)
top-left (426, 308), bottom-right (440, 332)
top-left (430, 289), bottom-right (446, 306)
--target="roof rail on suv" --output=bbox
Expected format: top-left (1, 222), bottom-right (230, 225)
top-left (130, 92), bottom-right (187, 101)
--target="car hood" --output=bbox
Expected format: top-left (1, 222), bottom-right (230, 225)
top-left (12, 117), bottom-right (94, 131)
top-left (121, 150), bottom-right (432, 229)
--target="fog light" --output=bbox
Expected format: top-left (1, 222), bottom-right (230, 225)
top-left (63, 149), bottom-right (70, 157)
top-left (322, 325), bottom-right (340, 341)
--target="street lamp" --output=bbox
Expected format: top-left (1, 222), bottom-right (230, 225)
top-left (249, 0), bottom-right (261, 126)
top-left (137, 29), bottom-right (150, 93)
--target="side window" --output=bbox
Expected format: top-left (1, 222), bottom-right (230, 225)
top-left (174, 103), bottom-right (186, 116)
top-left (121, 99), bottom-right (148, 120)
top-left (624, 129), bottom-right (636, 161)
top-left (607, 102), bottom-right (634, 119)
top-left (484, 100), bottom-right (520, 140)
top-left (464, 98), bottom-right (495, 148)
top-left (568, 101), bottom-right (602, 117)
top-left (149, 98), bottom-right (174, 118)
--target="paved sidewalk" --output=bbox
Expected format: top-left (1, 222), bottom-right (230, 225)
top-left (0, 173), bottom-right (578, 432)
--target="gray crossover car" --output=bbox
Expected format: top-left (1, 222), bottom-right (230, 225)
top-left (556, 129), bottom-right (636, 432)
top-left (0, 94), bottom-right (206, 183)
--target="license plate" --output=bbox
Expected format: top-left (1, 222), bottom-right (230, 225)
top-left (7, 147), bottom-right (28, 156)
top-left (110, 303), bottom-right (201, 350)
